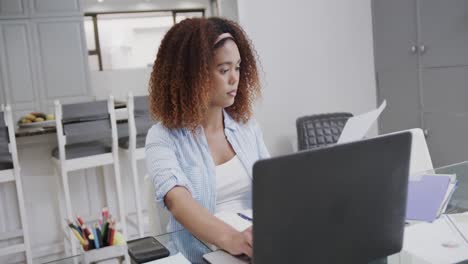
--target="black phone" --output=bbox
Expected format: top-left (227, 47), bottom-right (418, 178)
top-left (127, 236), bottom-right (170, 263)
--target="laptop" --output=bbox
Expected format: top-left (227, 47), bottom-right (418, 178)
top-left (252, 132), bottom-right (412, 264)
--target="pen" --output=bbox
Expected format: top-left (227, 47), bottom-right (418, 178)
top-left (237, 212), bottom-right (252, 222)
top-left (66, 219), bottom-right (83, 236)
top-left (92, 227), bottom-right (100, 249)
top-left (109, 223), bottom-right (115, 246)
top-left (102, 207), bottom-right (109, 221)
top-left (95, 223), bottom-right (103, 245)
top-left (76, 216), bottom-right (85, 226)
top-left (70, 228), bottom-right (86, 245)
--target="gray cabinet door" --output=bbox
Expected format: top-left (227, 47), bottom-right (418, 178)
top-left (372, 0), bottom-right (418, 72)
top-left (29, 0), bottom-right (82, 17)
top-left (374, 0), bottom-right (468, 166)
top-left (373, 0), bottom-right (421, 134)
top-left (418, 0), bottom-right (468, 68)
top-left (0, 21), bottom-right (39, 116)
top-left (421, 67), bottom-right (468, 114)
top-left (424, 112), bottom-right (468, 167)
top-left (421, 66), bottom-right (468, 166)
top-left (32, 17), bottom-right (91, 109)
top-left (0, 0), bottom-right (27, 19)
top-left (418, 0), bottom-right (468, 165)
top-left (377, 70), bottom-right (421, 133)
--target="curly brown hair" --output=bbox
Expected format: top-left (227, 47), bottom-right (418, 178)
top-left (148, 17), bottom-right (261, 130)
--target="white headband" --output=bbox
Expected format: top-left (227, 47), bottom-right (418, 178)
top-left (214, 32), bottom-right (234, 46)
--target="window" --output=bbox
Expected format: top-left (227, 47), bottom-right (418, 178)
top-left (84, 9), bottom-right (205, 71)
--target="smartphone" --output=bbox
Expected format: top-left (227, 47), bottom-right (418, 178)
top-left (127, 236), bottom-right (170, 263)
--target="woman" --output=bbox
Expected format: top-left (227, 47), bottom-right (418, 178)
top-left (145, 17), bottom-right (269, 262)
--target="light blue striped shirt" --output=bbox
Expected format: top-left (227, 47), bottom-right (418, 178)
top-left (145, 110), bottom-right (270, 263)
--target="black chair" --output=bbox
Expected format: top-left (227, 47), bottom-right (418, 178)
top-left (296, 112), bottom-right (353, 151)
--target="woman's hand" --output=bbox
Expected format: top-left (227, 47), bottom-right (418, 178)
top-left (220, 226), bottom-right (253, 257)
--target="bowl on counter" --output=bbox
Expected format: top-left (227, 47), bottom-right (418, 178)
top-left (18, 112), bottom-right (56, 128)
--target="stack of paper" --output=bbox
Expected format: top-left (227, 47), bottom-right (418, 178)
top-left (215, 209), bottom-right (252, 232)
top-left (439, 176), bottom-right (458, 214)
top-left (406, 174), bottom-right (457, 222)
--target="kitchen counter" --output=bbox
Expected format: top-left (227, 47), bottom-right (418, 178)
top-left (15, 107), bottom-right (129, 138)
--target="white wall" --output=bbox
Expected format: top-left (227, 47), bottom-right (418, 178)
top-left (90, 68), bottom-right (152, 100)
top-left (238, 0), bottom-right (377, 155)
top-left (217, 0), bottom-right (239, 21)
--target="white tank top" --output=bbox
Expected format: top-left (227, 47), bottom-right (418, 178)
top-left (215, 155), bottom-right (252, 214)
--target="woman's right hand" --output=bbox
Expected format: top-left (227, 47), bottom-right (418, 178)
top-left (220, 226), bottom-right (253, 257)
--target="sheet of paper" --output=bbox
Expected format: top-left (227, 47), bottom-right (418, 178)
top-left (145, 252), bottom-right (191, 264)
top-left (215, 209), bottom-right (252, 232)
top-left (337, 100), bottom-right (386, 144)
top-left (439, 182), bottom-right (457, 215)
top-left (403, 215), bottom-right (468, 263)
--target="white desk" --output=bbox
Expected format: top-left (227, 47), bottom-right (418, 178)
top-left (389, 161), bottom-right (468, 264)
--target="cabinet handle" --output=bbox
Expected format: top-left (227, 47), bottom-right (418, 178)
top-left (411, 45), bottom-right (418, 53)
top-left (419, 45), bottom-right (426, 54)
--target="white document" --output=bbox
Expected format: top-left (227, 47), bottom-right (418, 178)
top-left (204, 210), bottom-right (253, 252)
top-left (145, 252), bottom-right (191, 264)
top-left (403, 214), bottom-right (468, 263)
top-left (215, 209), bottom-right (252, 232)
top-left (438, 181), bottom-right (457, 215)
top-left (203, 250), bottom-right (250, 264)
top-left (337, 100), bottom-right (387, 144)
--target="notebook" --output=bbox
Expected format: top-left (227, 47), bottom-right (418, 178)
top-left (406, 175), bottom-right (452, 222)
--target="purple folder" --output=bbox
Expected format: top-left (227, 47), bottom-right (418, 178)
top-left (406, 175), bottom-right (450, 222)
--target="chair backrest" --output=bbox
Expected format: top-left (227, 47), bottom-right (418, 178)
top-left (132, 95), bottom-right (152, 136)
top-left (122, 93), bottom-right (153, 150)
top-left (54, 97), bottom-right (118, 161)
top-left (1, 105), bottom-right (19, 170)
top-left (0, 109), bottom-right (9, 153)
top-left (296, 112), bottom-right (353, 151)
top-left (144, 175), bottom-right (170, 236)
top-left (59, 100), bottom-right (112, 145)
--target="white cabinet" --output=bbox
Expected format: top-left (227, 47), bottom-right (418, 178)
top-left (29, 0), bottom-right (82, 17)
top-left (0, 0), bottom-right (90, 118)
top-left (32, 18), bottom-right (91, 109)
top-left (0, 20), bottom-right (40, 119)
top-left (0, 0), bottom-right (28, 19)
top-left (0, 17), bottom-right (91, 118)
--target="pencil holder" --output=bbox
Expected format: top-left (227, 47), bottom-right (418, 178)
top-left (82, 244), bottom-right (128, 264)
